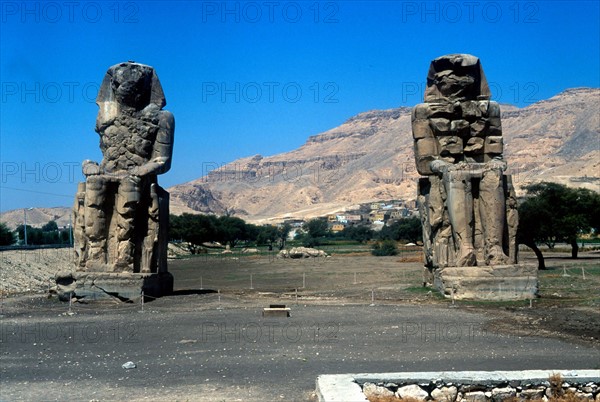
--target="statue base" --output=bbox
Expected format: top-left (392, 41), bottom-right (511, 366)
top-left (430, 264), bottom-right (538, 301)
top-left (54, 271), bottom-right (173, 302)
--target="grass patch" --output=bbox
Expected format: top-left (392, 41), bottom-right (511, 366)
top-left (404, 286), bottom-right (430, 293)
top-left (456, 299), bottom-right (533, 308)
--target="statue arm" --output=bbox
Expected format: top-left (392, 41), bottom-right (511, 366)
top-left (82, 160), bottom-right (102, 176)
top-left (412, 104), bottom-right (440, 176)
top-left (131, 111), bottom-right (174, 177)
top-left (429, 159), bottom-right (451, 174)
top-left (486, 157), bottom-right (507, 171)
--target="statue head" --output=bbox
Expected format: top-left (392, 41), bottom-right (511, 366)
top-left (424, 54), bottom-right (490, 102)
top-left (96, 62), bottom-right (166, 110)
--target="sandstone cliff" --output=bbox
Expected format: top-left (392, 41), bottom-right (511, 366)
top-left (168, 88), bottom-right (599, 223)
top-left (4, 88), bottom-right (597, 228)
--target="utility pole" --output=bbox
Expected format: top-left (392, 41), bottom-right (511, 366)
top-left (69, 213), bottom-right (73, 246)
top-left (23, 208), bottom-right (28, 246)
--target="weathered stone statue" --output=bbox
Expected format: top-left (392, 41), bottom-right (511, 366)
top-left (62, 62), bottom-right (174, 300)
top-left (412, 54), bottom-right (536, 300)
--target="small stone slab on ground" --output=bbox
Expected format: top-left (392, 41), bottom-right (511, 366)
top-left (262, 304), bottom-right (291, 317)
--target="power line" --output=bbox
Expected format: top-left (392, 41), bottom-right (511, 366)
top-left (0, 186), bottom-right (73, 198)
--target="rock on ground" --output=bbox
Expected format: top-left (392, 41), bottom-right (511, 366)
top-left (432, 386), bottom-right (459, 402)
top-left (363, 382), bottom-right (395, 399)
top-left (277, 247), bottom-right (328, 259)
top-left (397, 384), bottom-right (429, 400)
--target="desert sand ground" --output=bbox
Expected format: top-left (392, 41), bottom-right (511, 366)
top-left (1, 247), bottom-right (598, 401)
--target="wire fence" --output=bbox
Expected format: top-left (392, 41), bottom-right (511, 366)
top-left (1, 247), bottom-right (598, 315)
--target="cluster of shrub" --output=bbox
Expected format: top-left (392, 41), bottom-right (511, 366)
top-left (169, 214), bottom-right (290, 252)
top-left (2, 183), bottom-right (597, 263)
top-left (169, 213), bottom-right (422, 256)
top-left (0, 221), bottom-right (71, 246)
top-left (0, 212), bottom-right (420, 255)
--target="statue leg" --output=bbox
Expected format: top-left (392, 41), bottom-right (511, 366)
top-left (157, 187), bottom-right (170, 273)
top-left (418, 178), bottom-right (433, 268)
top-left (141, 183), bottom-right (160, 273)
top-left (479, 167), bottom-right (509, 265)
top-left (83, 176), bottom-right (107, 267)
top-left (115, 177), bottom-right (141, 272)
top-left (505, 175), bottom-right (519, 263)
top-left (444, 170), bottom-right (477, 266)
top-left (73, 182), bottom-right (87, 270)
top-left (428, 175), bottom-right (453, 267)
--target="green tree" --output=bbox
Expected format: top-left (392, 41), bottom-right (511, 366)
top-left (379, 217), bottom-right (422, 243)
top-left (245, 223), bottom-right (260, 245)
top-left (42, 230), bottom-right (60, 244)
top-left (257, 225), bottom-right (279, 248)
top-left (518, 182), bottom-right (600, 267)
top-left (0, 223), bottom-right (15, 246)
top-left (169, 213), bottom-right (218, 246)
top-left (302, 219), bottom-right (329, 247)
top-left (371, 240), bottom-right (398, 256)
top-left (216, 216), bottom-right (249, 248)
top-left (60, 230), bottom-right (71, 245)
top-left (170, 213), bottom-right (261, 249)
top-left (257, 224), bottom-right (291, 250)
top-left (341, 225), bottom-right (374, 243)
top-left (14, 221), bottom-right (68, 245)
top-left (277, 223), bottom-right (291, 250)
top-left (16, 225), bottom-right (44, 245)
top-left (517, 197), bottom-right (548, 270)
top-left (42, 220), bottom-right (59, 232)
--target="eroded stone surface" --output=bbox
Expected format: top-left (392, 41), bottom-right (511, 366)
top-left (363, 382), bottom-right (395, 399)
top-left (491, 386), bottom-right (516, 401)
top-left (463, 391), bottom-right (487, 402)
top-left (397, 384), bottom-right (429, 400)
top-left (412, 54), bottom-right (537, 300)
top-left (413, 54), bottom-right (516, 270)
top-left (74, 62), bottom-right (174, 275)
top-left (278, 247), bottom-right (328, 259)
top-left (63, 62), bottom-right (175, 300)
top-left (432, 386), bottom-right (459, 402)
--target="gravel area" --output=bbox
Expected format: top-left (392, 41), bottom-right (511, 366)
top-left (1, 248), bottom-right (598, 401)
top-left (0, 248), bottom-right (73, 294)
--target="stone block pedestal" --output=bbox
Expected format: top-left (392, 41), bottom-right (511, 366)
top-left (55, 271), bottom-right (174, 302)
top-left (431, 264), bottom-right (538, 300)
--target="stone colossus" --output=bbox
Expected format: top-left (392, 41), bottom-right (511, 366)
top-left (412, 54), bottom-right (536, 300)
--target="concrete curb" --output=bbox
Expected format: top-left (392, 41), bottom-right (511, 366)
top-left (316, 370), bottom-right (600, 402)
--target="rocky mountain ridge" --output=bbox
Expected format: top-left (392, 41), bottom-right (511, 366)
top-left (1, 207), bottom-right (72, 230)
top-left (2, 88), bottom-right (598, 228)
top-left (168, 87), bottom-right (599, 223)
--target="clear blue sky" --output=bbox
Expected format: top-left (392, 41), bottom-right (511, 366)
top-left (1, 0), bottom-right (599, 212)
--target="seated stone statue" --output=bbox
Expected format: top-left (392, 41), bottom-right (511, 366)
top-left (412, 54), bottom-right (518, 268)
top-left (74, 62), bottom-right (174, 273)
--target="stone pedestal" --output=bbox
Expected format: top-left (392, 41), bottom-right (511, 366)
top-left (431, 264), bottom-right (538, 300)
top-left (55, 271), bottom-right (173, 302)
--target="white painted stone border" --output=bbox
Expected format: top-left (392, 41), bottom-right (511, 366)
top-left (315, 370), bottom-right (600, 402)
